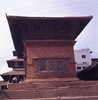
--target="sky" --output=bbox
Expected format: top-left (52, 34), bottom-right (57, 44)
top-left (0, 0), bottom-right (98, 79)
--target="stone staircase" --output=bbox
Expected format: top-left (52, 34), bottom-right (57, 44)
top-left (1, 78), bottom-right (98, 100)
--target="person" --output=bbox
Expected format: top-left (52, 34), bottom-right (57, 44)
top-left (12, 77), bottom-right (17, 83)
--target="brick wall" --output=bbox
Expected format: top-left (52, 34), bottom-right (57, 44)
top-left (24, 40), bottom-right (76, 79)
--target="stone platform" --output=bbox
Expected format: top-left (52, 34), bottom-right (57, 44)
top-left (1, 78), bottom-right (98, 100)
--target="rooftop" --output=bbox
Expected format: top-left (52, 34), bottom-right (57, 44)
top-left (7, 15), bottom-right (93, 58)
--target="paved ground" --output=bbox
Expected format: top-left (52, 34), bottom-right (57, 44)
top-left (2, 96), bottom-right (98, 100)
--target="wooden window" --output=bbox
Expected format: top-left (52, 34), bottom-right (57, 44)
top-left (34, 59), bottom-right (47, 72)
top-left (77, 67), bottom-right (81, 69)
top-left (33, 58), bottom-right (69, 72)
top-left (57, 60), bottom-right (66, 72)
top-left (82, 55), bottom-right (86, 58)
top-left (48, 60), bottom-right (56, 71)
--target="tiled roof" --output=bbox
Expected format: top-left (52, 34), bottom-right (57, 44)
top-left (0, 81), bottom-right (8, 86)
top-left (7, 15), bottom-right (93, 58)
top-left (7, 58), bottom-right (24, 62)
top-left (1, 70), bottom-right (25, 76)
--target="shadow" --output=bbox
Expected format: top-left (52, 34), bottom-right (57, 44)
top-left (77, 64), bottom-right (98, 80)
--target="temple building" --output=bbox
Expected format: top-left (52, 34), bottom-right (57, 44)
top-left (1, 58), bottom-right (25, 82)
top-left (1, 15), bottom-right (92, 81)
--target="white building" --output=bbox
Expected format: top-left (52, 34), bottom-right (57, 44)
top-left (74, 48), bottom-right (92, 72)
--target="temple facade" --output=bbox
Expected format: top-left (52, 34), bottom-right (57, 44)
top-left (24, 40), bottom-right (76, 79)
top-left (1, 15), bottom-right (92, 81)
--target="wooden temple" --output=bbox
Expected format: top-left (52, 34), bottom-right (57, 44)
top-left (1, 15), bottom-right (92, 81)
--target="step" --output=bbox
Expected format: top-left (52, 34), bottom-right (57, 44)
top-left (2, 96), bottom-right (98, 100)
top-left (1, 78), bottom-right (98, 99)
top-left (8, 80), bottom-right (98, 90)
top-left (1, 86), bottom-right (98, 99)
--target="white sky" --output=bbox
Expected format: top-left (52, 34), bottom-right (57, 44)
top-left (0, 0), bottom-right (98, 76)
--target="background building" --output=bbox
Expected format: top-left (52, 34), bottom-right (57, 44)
top-left (74, 48), bottom-right (92, 72)
top-left (1, 58), bottom-right (25, 82)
